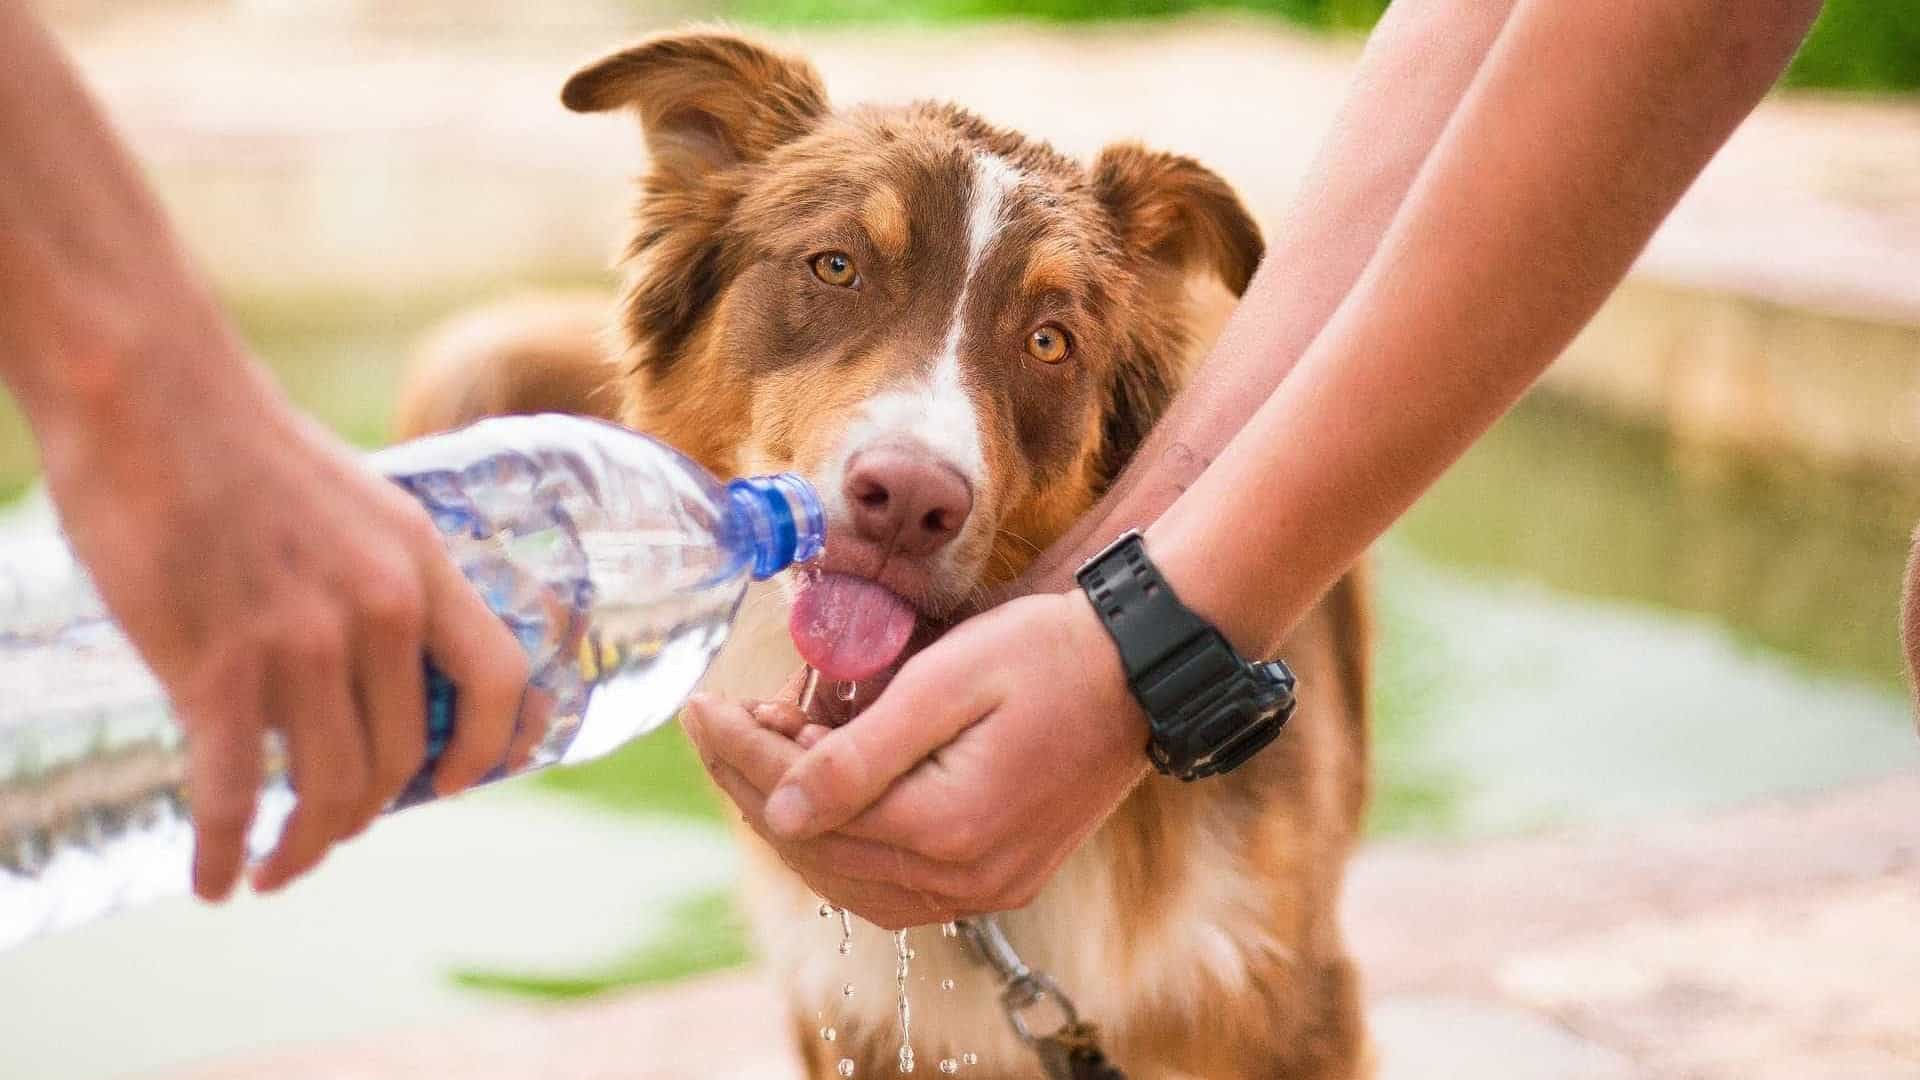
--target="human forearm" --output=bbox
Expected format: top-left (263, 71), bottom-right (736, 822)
top-left (1018, 0), bottom-right (1519, 593)
top-left (0, 2), bottom-right (250, 433)
top-left (1150, 0), bottom-right (1823, 656)
top-left (0, 4), bottom-right (529, 898)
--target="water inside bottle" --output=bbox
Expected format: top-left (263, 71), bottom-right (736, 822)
top-left (0, 435), bottom-right (751, 948)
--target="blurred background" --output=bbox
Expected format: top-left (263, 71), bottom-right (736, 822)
top-left (3, 1), bottom-right (1919, 1077)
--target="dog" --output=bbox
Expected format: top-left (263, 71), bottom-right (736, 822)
top-left (395, 30), bottom-right (1372, 1079)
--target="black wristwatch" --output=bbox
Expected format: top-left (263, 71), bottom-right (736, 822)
top-left (1075, 529), bottom-right (1296, 782)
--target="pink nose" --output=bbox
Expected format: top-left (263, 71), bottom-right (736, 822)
top-left (843, 445), bottom-right (973, 556)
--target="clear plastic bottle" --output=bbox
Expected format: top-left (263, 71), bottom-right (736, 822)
top-left (0, 413), bottom-right (824, 950)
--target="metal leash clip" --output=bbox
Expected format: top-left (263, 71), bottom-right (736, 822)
top-left (956, 916), bottom-right (1081, 1043)
top-left (956, 917), bottom-right (1124, 1080)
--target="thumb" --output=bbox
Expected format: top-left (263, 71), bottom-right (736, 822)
top-left (764, 639), bottom-right (996, 840)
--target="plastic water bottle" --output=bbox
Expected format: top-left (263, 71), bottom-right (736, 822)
top-left (0, 413), bottom-right (824, 950)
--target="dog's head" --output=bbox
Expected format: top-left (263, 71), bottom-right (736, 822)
top-left (566, 31), bottom-right (1261, 683)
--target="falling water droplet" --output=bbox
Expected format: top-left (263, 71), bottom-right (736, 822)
top-left (839, 939), bottom-right (854, 956)
top-left (839, 908), bottom-right (854, 955)
top-left (939, 1060), bottom-right (959, 1075)
top-left (895, 929), bottom-right (915, 1077)
top-left (838, 1059), bottom-right (856, 1077)
top-left (799, 666), bottom-right (822, 714)
top-left (961, 1053), bottom-right (978, 1067)
top-left (837, 680), bottom-right (858, 703)
top-left (843, 983), bottom-right (856, 997)
top-left (819, 902), bottom-right (835, 918)
top-left (940, 922), bottom-right (958, 939)
top-left (940, 978), bottom-right (955, 991)
top-left (821, 1026), bottom-right (838, 1042)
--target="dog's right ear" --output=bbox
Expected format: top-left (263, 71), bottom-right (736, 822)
top-left (561, 31), bottom-right (829, 180)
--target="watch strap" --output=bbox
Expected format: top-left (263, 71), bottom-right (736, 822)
top-left (1076, 529), bottom-right (1215, 685)
top-left (1076, 530), bottom-right (1296, 780)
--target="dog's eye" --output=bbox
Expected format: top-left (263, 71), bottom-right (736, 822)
top-left (810, 251), bottom-right (859, 288)
top-left (1026, 323), bottom-right (1072, 364)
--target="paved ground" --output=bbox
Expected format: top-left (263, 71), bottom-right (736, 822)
top-left (1, 789), bottom-right (741, 1080)
top-left (164, 772), bottom-right (1920, 1079)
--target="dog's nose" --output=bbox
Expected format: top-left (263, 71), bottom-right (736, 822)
top-left (843, 445), bottom-right (973, 556)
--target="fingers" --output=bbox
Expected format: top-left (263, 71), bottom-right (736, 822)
top-left (685, 694), bottom-right (801, 791)
top-left (704, 758), bottom-right (956, 929)
top-left (687, 695), bottom-right (930, 846)
top-left (349, 573), bottom-right (428, 832)
top-left (752, 699), bottom-right (810, 738)
top-left (253, 617), bottom-right (370, 893)
top-left (181, 660), bottom-right (266, 902)
top-left (420, 550), bottom-right (529, 797)
top-left (764, 647), bottom-right (998, 840)
top-left (505, 687), bottom-right (554, 772)
top-left (687, 695), bottom-right (972, 925)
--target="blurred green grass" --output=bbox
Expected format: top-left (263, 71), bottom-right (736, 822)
top-left (723, 0), bottom-right (1386, 30)
top-left (451, 887), bottom-right (750, 999)
top-left (721, 0), bottom-right (1920, 94)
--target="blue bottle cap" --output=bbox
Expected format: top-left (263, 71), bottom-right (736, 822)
top-left (728, 473), bottom-right (827, 580)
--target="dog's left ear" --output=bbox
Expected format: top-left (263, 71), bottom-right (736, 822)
top-left (561, 31), bottom-right (829, 180)
top-left (1091, 143), bottom-right (1264, 296)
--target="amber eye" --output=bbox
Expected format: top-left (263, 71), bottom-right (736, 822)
top-left (810, 251), bottom-right (859, 288)
top-left (1026, 323), bottom-right (1071, 364)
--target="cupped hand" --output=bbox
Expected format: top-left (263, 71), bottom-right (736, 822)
top-left (682, 590), bottom-right (1148, 929)
top-left (36, 347), bottom-right (529, 900)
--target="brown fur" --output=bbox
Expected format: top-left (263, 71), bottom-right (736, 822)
top-left (392, 292), bottom-right (622, 437)
top-left (395, 30), bottom-right (1372, 1079)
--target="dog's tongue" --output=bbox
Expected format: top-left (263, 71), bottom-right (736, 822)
top-left (788, 572), bottom-right (918, 683)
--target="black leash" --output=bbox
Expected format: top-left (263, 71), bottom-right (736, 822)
top-left (956, 917), bottom-right (1126, 1080)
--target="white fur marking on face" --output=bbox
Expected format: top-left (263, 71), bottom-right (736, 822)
top-left (816, 154), bottom-right (1023, 526)
top-left (936, 152), bottom-right (1023, 375)
top-left (912, 153), bottom-right (1023, 480)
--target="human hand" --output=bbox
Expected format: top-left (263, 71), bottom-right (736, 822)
top-left (683, 590), bottom-right (1148, 928)
top-left (34, 343), bottom-right (530, 901)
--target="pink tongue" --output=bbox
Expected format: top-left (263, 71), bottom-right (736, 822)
top-left (789, 573), bottom-right (918, 682)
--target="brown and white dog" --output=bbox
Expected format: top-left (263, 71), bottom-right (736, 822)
top-left (395, 30), bottom-right (1372, 1080)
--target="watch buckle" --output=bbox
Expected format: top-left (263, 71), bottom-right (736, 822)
top-left (1074, 527), bottom-right (1145, 582)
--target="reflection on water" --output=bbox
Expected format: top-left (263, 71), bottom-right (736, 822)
top-left (1396, 392), bottom-right (1919, 686)
top-left (1373, 392), bottom-right (1919, 837)
top-left (1369, 544), bottom-right (1915, 837)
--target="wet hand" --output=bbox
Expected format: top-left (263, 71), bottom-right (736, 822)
top-left (683, 591), bottom-right (1148, 928)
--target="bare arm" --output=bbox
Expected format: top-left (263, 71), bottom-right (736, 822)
top-left (1016, 0), bottom-right (1523, 592)
top-left (0, 4), bottom-right (526, 898)
top-left (1147, 0), bottom-right (1824, 658)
